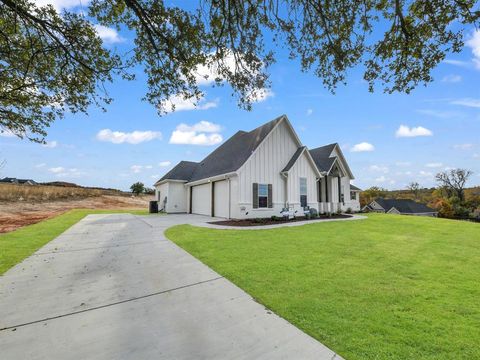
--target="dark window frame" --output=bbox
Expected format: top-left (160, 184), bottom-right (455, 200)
top-left (258, 183), bottom-right (269, 208)
top-left (300, 177), bottom-right (307, 208)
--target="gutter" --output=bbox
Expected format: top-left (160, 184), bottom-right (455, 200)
top-left (185, 172), bottom-right (237, 187)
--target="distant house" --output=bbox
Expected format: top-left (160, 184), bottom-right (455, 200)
top-left (364, 198), bottom-right (437, 217)
top-left (0, 177), bottom-right (37, 185)
top-left (154, 115), bottom-right (360, 218)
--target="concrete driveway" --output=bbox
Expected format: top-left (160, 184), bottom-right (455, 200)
top-left (0, 213), bottom-right (342, 359)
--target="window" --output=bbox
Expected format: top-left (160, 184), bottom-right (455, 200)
top-left (300, 177), bottom-right (307, 208)
top-left (350, 191), bottom-right (356, 201)
top-left (258, 184), bottom-right (268, 208)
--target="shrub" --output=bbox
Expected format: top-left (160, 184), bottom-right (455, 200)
top-left (309, 208), bottom-right (318, 218)
top-left (271, 215), bottom-right (278, 221)
top-left (346, 207), bottom-right (352, 214)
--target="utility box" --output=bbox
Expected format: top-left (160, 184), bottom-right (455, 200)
top-left (149, 201), bottom-right (158, 214)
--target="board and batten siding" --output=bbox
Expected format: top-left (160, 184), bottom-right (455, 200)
top-left (236, 120), bottom-right (299, 217)
top-left (287, 152), bottom-right (318, 210)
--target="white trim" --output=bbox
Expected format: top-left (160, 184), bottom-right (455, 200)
top-left (237, 115), bottom-right (303, 175)
top-left (281, 147), bottom-right (323, 179)
top-left (154, 179), bottom-right (187, 186)
top-left (186, 172), bottom-right (237, 187)
top-left (331, 144), bottom-right (355, 179)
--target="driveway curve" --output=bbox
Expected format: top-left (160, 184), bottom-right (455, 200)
top-left (0, 213), bottom-right (342, 359)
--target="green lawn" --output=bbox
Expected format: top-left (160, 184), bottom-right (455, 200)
top-left (166, 214), bottom-right (480, 360)
top-left (0, 209), bottom-right (151, 275)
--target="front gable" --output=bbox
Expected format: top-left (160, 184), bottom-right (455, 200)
top-left (329, 144), bottom-right (354, 179)
top-left (236, 117), bottom-right (301, 204)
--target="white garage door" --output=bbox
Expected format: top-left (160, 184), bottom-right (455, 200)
top-left (213, 180), bottom-right (229, 218)
top-left (191, 183), bottom-right (211, 216)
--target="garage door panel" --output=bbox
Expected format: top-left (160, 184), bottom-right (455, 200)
top-left (192, 183), bottom-right (211, 216)
top-left (214, 180), bottom-right (229, 218)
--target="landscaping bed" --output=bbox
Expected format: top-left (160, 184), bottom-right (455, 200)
top-left (209, 213), bottom-right (352, 226)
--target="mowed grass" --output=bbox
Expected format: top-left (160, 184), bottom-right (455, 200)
top-left (0, 209), bottom-right (151, 275)
top-left (166, 214), bottom-right (480, 360)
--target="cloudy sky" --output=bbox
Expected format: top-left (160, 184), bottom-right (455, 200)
top-left (1, 0), bottom-right (480, 190)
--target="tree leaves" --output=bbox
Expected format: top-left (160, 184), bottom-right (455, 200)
top-left (1, 0), bottom-right (479, 142)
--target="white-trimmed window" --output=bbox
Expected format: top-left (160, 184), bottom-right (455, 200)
top-left (258, 183), bottom-right (268, 208)
top-left (300, 177), bottom-right (307, 208)
top-left (350, 191), bottom-right (356, 200)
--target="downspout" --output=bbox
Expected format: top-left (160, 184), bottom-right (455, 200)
top-left (228, 177), bottom-right (231, 219)
top-left (281, 172), bottom-right (288, 208)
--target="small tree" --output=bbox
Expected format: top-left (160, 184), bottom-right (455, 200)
top-left (435, 169), bottom-right (472, 202)
top-left (130, 182), bottom-right (145, 196)
top-left (407, 182), bottom-right (420, 200)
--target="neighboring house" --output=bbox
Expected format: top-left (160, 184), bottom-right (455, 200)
top-left (0, 177), bottom-right (37, 185)
top-left (154, 115), bottom-right (360, 218)
top-left (364, 198), bottom-right (438, 217)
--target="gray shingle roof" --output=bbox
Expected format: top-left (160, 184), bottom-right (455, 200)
top-left (155, 115), bottom-right (285, 184)
top-left (281, 146), bottom-right (306, 173)
top-left (155, 161), bottom-right (198, 184)
top-left (374, 198), bottom-right (436, 214)
top-left (350, 184), bottom-right (362, 191)
top-left (308, 143), bottom-right (337, 173)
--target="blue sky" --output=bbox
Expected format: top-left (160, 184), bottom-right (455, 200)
top-left (1, 1), bottom-right (480, 191)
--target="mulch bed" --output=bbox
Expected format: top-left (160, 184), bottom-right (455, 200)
top-left (209, 214), bottom-right (353, 227)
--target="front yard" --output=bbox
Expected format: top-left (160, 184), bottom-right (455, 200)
top-left (166, 214), bottom-right (480, 359)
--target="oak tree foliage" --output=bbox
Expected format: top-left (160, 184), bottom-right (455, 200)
top-left (1, 0), bottom-right (479, 142)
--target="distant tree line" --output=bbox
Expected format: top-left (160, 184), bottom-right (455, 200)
top-left (361, 169), bottom-right (479, 220)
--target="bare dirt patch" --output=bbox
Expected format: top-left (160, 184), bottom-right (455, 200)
top-left (210, 214), bottom-right (353, 227)
top-left (0, 195), bottom-right (152, 233)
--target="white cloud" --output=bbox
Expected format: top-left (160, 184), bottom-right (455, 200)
top-left (474, 153), bottom-right (480, 159)
top-left (375, 175), bottom-right (387, 183)
top-left (369, 165), bottom-right (389, 173)
top-left (454, 143), bottom-right (473, 150)
top-left (34, 0), bottom-right (89, 11)
top-left (169, 121), bottom-right (223, 146)
top-left (351, 142), bottom-right (375, 152)
top-left (96, 129), bottom-right (162, 144)
top-left (130, 164), bottom-right (153, 173)
top-left (48, 166), bottom-right (65, 173)
top-left (395, 161), bottom-right (411, 167)
top-left (42, 140), bottom-right (58, 148)
top-left (176, 120), bottom-right (221, 133)
top-left (161, 94), bottom-right (218, 113)
top-left (419, 170), bottom-right (433, 178)
top-left (306, 109), bottom-right (313, 116)
top-left (131, 165), bottom-right (142, 174)
top-left (426, 162), bottom-right (443, 168)
top-left (246, 88), bottom-right (274, 103)
top-left (170, 131), bottom-right (222, 146)
top-left (159, 161), bottom-right (171, 167)
top-left (93, 25), bottom-right (125, 44)
top-left (395, 125), bottom-right (433, 138)
top-left (450, 98), bottom-right (480, 108)
top-left (188, 51), bottom-right (262, 87)
top-left (441, 74), bottom-right (462, 83)
top-left (416, 109), bottom-right (462, 119)
top-left (35, 163), bottom-right (46, 168)
top-left (442, 59), bottom-right (471, 67)
top-left (466, 29), bottom-right (480, 69)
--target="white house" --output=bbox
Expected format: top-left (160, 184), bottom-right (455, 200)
top-left (154, 115), bottom-right (361, 218)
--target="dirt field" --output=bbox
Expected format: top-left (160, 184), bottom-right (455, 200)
top-left (0, 195), bottom-right (153, 233)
